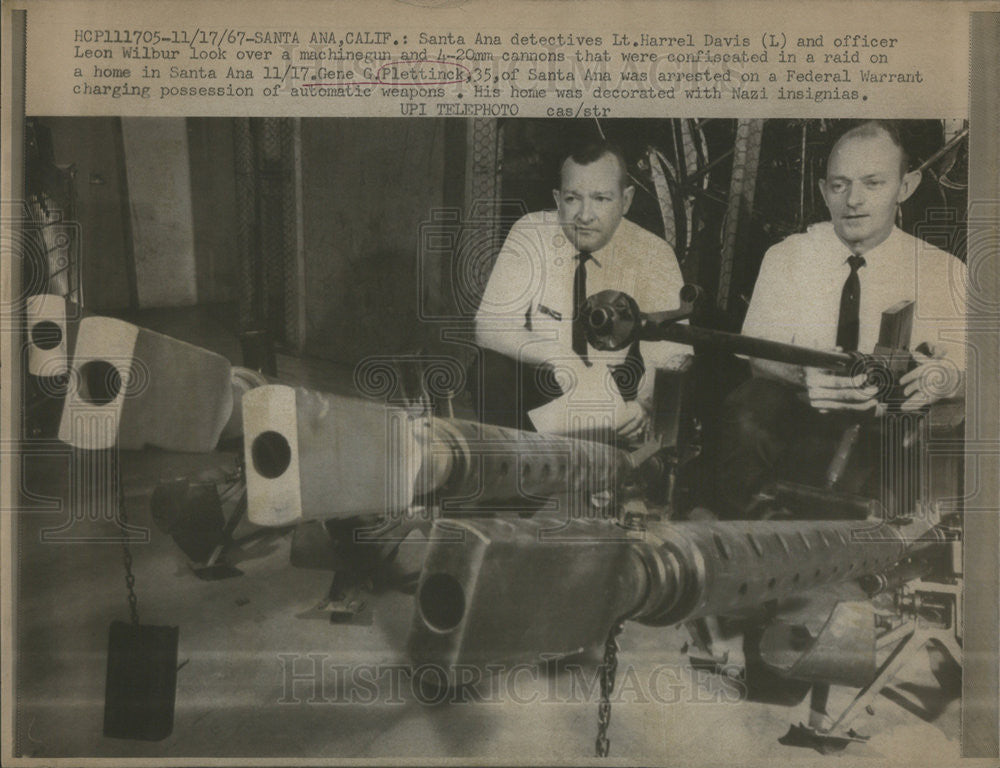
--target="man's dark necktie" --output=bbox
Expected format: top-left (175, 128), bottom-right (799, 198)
top-left (572, 251), bottom-right (592, 365)
top-left (836, 254), bottom-right (866, 352)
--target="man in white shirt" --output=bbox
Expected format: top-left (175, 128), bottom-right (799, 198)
top-left (473, 140), bottom-right (689, 441)
top-left (716, 120), bottom-right (967, 517)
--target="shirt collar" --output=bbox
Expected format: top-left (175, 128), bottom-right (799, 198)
top-left (573, 226), bottom-right (620, 269)
top-left (812, 221), bottom-right (902, 265)
top-left (854, 225), bottom-right (902, 264)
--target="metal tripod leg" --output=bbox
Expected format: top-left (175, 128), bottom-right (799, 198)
top-left (792, 620), bottom-right (961, 747)
top-left (191, 488), bottom-right (249, 580)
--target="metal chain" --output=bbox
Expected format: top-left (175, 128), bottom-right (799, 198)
top-left (117, 469), bottom-right (139, 626)
top-left (595, 619), bottom-right (626, 757)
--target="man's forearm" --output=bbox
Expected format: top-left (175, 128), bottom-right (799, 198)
top-left (635, 371), bottom-right (655, 415)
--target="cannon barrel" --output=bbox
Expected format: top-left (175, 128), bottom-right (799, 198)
top-left (242, 386), bottom-right (634, 525)
top-left (582, 288), bottom-right (860, 372)
top-left (408, 514), bottom-right (942, 672)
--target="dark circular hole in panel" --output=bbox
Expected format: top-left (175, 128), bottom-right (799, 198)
top-left (251, 430), bottom-right (292, 479)
top-left (77, 360), bottom-right (122, 405)
top-left (419, 572), bottom-right (466, 632)
top-left (31, 320), bottom-right (63, 351)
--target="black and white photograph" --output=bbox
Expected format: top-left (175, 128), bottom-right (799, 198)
top-left (2, 2), bottom-right (999, 767)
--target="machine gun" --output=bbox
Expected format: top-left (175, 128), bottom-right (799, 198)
top-left (581, 285), bottom-right (965, 521)
top-left (582, 286), bottom-right (924, 405)
top-left (409, 512), bottom-right (949, 666)
top-left (408, 516), bottom-right (958, 753)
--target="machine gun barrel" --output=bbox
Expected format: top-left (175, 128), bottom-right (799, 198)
top-left (411, 416), bottom-right (632, 511)
top-left (242, 386), bottom-right (634, 525)
top-left (647, 322), bottom-right (855, 372)
top-left (408, 514), bottom-right (941, 672)
top-left (583, 289), bottom-right (871, 376)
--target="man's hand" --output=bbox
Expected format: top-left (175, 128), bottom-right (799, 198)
top-left (804, 367), bottom-right (879, 413)
top-left (614, 399), bottom-right (650, 443)
top-left (576, 361), bottom-right (649, 443)
top-left (898, 349), bottom-right (964, 411)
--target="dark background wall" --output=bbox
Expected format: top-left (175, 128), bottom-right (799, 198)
top-left (41, 117), bottom-right (240, 312)
top-left (43, 117), bottom-right (134, 312)
top-left (187, 118), bottom-right (240, 305)
top-left (34, 117), bottom-right (456, 366)
top-left (299, 118), bottom-right (447, 362)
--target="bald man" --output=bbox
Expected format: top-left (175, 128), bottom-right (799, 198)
top-left (715, 120), bottom-right (967, 517)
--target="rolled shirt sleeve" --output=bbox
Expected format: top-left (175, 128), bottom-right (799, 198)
top-left (475, 215), bottom-right (545, 327)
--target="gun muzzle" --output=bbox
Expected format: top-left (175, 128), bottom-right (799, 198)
top-left (26, 294), bottom-right (81, 377)
top-left (58, 316), bottom-right (236, 452)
